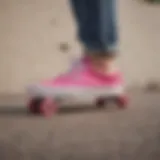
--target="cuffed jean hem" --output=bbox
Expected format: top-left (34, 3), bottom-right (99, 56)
top-left (84, 43), bottom-right (118, 55)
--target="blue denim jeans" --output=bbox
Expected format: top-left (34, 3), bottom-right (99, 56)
top-left (70, 0), bottom-right (118, 56)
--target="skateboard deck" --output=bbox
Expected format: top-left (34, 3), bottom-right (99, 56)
top-left (27, 85), bottom-right (128, 117)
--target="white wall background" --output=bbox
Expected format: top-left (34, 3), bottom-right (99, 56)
top-left (0, 0), bottom-right (160, 94)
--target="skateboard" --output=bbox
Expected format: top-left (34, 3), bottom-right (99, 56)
top-left (27, 86), bottom-right (128, 117)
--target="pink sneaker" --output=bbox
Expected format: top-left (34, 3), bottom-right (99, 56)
top-left (28, 64), bottom-right (126, 97)
top-left (27, 57), bottom-right (127, 116)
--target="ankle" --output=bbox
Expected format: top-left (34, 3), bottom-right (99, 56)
top-left (88, 54), bottom-right (117, 74)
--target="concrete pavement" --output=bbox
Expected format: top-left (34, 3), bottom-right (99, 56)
top-left (0, 91), bottom-right (160, 159)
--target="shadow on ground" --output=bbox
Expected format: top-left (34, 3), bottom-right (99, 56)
top-left (0, 105), bottom-right (107, 117)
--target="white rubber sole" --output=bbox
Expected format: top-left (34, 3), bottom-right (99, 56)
top-left (27, 84), bottom-right (124, 98)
